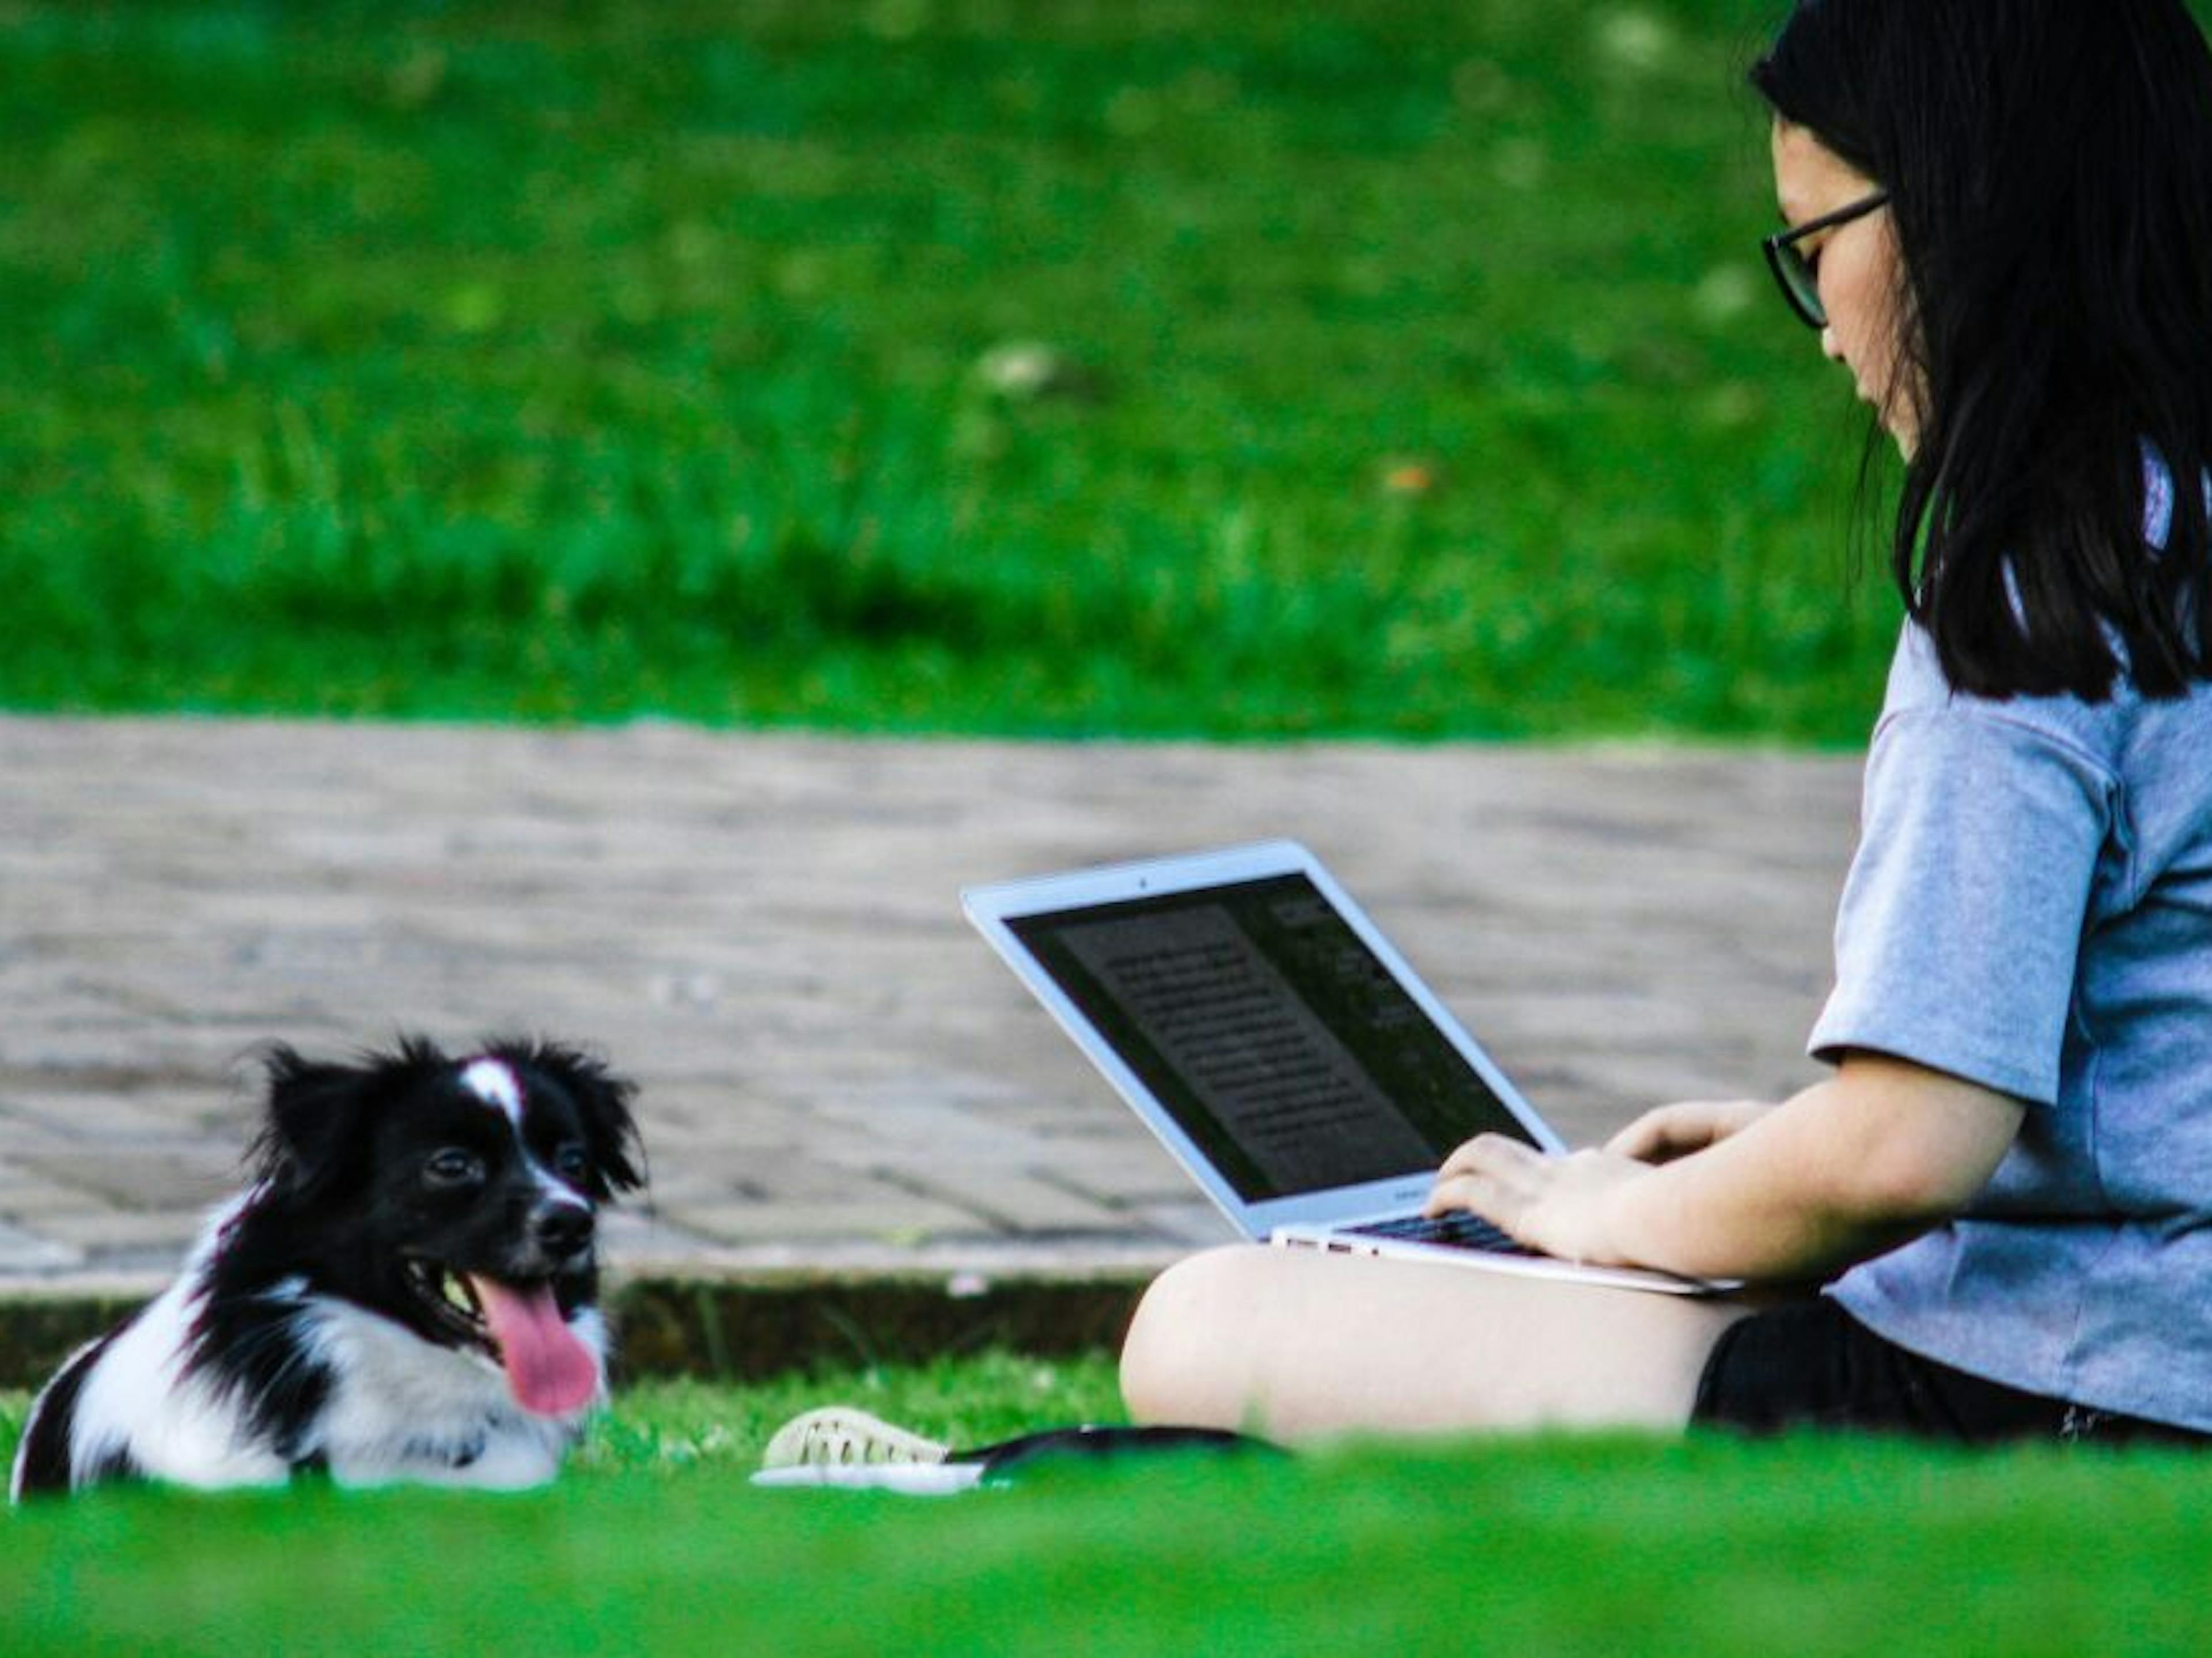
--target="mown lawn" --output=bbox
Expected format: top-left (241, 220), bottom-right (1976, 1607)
top-left (4, 0), bottom-right (1909, 741)
top-left (6, 1355), bottom-right (2212, 1656)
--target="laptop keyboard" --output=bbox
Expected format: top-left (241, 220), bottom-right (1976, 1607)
top-left (1344, 1212), bottom-right (1533, 1257)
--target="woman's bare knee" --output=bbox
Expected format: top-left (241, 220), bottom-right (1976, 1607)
top-left (1120, 1245), bottom-right (1267, 1428)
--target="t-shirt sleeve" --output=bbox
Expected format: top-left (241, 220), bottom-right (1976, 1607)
top-left (1808, 703), bottom-right (2118, 1106)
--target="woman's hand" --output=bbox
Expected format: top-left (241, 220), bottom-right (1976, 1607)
top-left (1421, 1099), bottom-right (1775, 1264)
top-left (1605, 1099), bottom-right (1774, 1164)
top-left (1426, 1057), bottom-right (2025, 1282)
top-left (1423, 1135), bottom-right (1651, 1266)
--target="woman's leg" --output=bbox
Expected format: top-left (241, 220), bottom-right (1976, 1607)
top-left (1120, 1245), bottom-right (1752, 1442)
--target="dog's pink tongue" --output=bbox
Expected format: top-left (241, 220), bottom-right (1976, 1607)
top-left (468, 1276), bottom-right (599, 1417)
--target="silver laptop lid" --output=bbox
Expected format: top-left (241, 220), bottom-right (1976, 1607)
top-left (963, 840), bottom-right (1563, 1239)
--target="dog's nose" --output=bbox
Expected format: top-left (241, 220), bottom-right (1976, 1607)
top-left (534, 1204), bottom-right (594, 1261)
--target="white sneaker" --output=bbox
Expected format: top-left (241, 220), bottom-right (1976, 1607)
top-left (759, 1406), bottom-right (952, 1470)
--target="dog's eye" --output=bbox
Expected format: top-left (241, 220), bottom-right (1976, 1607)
top-left (424, 1148), bottom-right (487, 1189)
top-left (553, 1144), bottom-right (590, 1183)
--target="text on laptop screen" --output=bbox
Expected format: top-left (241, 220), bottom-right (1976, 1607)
top-left (1005, 874), bottom-right (1535, 1202)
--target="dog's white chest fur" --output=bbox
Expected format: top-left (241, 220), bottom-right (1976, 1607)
top-left (57, 1265), bottom-right (603, 1492)
top-left (290, 1293), bottom-right (601, 1488)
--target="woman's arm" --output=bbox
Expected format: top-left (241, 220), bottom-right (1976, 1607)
top-left (1425, 1052), bottom-right (2026, 1282)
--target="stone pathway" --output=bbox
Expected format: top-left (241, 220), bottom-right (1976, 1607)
top-left (1, 716), bottom-right (1863, 1293)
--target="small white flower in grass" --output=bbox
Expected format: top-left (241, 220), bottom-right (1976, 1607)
top-left (1594, 7), bottom-right (1675, 75)
top-left (973, 340), bottom-right (1105, 404)
top-left (976, 341), bottom-right (1063, 399)
top-left (1694, 265), bottom-right (1760, 326)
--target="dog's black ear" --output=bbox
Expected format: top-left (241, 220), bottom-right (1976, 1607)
top-left (505, 1041), bottom-right (645, 1199)
top-left (255, 1039), bottom-right (448, 1202)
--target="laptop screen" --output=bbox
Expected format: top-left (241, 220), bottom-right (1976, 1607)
top-left (1004, 872), bottom-right (1536, 1202)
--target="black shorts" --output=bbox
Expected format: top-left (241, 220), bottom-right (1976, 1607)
top-left (1692, 1297), bottom-right (2207, 1449)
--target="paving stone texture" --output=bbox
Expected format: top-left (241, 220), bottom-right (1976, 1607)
top-left (0, 716), bottom-right (1865, 1292)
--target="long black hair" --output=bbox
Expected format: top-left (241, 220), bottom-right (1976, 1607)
top-left (1753, 0), bottom-right (2212, 701)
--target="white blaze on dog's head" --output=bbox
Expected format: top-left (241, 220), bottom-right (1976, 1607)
top-left (459, 1058), bottom-right (525, 1128)
top-left (459, 1055), bottom-right (590, 1207)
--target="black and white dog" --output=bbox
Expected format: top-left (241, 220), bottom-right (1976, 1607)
top-left (10, 1038), bottom-right (643, 1500)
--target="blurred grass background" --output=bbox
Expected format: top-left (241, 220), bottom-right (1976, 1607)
top-left (3, 0), bottom-right (1903, 740)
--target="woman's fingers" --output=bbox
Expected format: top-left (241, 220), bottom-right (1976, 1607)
top-left (1604, 1100), bottom-right (1772, 1162)
top-left (1426, 1134), bottom-right (1546, 1219)
top-left (1605, 1106), bottom-right (1696, 1161)
top-left (1425, 1142), bottom-right (1647, 1265)
top-left (1434, 1132), bottom-right (1541, 1182)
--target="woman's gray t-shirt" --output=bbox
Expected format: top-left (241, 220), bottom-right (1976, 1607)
top-left (1817, 561), bottom-right (2212, 1428)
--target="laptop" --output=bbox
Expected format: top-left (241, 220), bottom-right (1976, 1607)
top-left (963, 840), bottom-right (1727, 1296)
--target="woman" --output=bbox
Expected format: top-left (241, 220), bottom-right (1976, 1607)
top-left (1119, 0), bottom-right (2212, 1447)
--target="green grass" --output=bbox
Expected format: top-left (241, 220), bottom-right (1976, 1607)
top-left (2, 0), bottom-right (1911, 742)
top-left (8, 1355), bottom-right (2212, 1655)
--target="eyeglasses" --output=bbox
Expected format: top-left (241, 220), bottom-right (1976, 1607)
top-left (1761, 189), bottom-right (1889, 329)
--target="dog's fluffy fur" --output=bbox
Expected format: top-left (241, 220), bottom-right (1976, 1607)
top-left (10, 1038), bottom-right (643, 1500)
